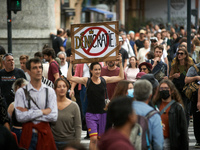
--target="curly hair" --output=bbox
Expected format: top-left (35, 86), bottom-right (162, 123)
top-left (153, 79), bottom-right (184, 108)
top-left (174, 47), bottom-right (193, 71)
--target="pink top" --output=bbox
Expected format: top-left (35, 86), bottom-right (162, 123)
top-left (125, 67), bottom-right (140, 82)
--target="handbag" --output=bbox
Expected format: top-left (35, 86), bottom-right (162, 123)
top-left (154, 63), bottom-right (166, 82)
top-left (183, 64), bottom-right (200, 101)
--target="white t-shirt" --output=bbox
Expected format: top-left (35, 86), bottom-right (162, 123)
top-left (83, 63), bottom-right (90, 77)
top-left (137, 47), bottom-right (150, 64)
top-left (60, 62), bottom-right (68, 78)
top-left (161, 49), bottom-right (168, 62)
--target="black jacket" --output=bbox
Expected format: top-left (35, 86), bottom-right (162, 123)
top-left (156, 100), bottom-right (188, 150)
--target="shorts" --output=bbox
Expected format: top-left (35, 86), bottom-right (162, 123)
top-left (85, 112), bottom-right (107, 138)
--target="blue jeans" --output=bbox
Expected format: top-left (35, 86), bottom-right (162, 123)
top-left (28, 133), bottom-right (38, 150)
top-left (80, 85), bottom-right (88, 117)
top-left (11, 127), bottom-right (22, 143)
top-left (55, 141), bottom-right (68, 150)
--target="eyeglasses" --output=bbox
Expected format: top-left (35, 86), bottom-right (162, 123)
top-left (140, 68), bottom-right (147, 71)
top-left (159, 87), bottom-right (170, 91)
top-left (177, 52), bottom-right (184, 56)
top-left (3, 53), bottom-right (13, 59)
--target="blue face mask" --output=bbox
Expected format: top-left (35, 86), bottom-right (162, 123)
top-left (127, 89), bottom-right (134, 98)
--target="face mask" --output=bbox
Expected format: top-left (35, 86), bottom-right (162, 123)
top-left (160, 90), bottom-right (170, 100)
top-left (127, 89), bottom-right (134, 98)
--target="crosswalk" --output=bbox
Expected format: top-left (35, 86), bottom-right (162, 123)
top-left (80, 120), bottom-right (198, 150)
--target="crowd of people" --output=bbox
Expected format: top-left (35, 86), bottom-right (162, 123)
top-left (0, 23), bottom-right (200, 150)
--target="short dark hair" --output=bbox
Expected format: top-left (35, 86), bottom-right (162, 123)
top-left (34, 52), bottom-right (43, 58)
top-left (154, 45), bottom-right (164, 52)
top-left (42, 48), bottom-right (55, 59)
top-left (66, 29), bottom-right (71, 37)
top-left (107, 96), bottom-right (133, 127)
top-left (57, 28), bottom-right (63, 35)
top-left (26, 57), bottom-right (43, 71)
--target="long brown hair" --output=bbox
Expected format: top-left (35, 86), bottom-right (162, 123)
top-left (111, 80), bottom-right (130, 100)
top-left (128, 56), bottom-right (138, 68)
top-left (153, 79), bottom-right (184, 108)
top-left (174, 47), bottom-right (193, 71)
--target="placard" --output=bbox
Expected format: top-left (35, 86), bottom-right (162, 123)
top-left (71, 21), bottom-right (119, 64)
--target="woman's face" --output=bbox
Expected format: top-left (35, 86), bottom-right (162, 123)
top-left (159, 83), bottom-right (172, 95)
top-left (55, 80), bottom-right (68, 97)
top-left (91, 64), bottom-right (101, 77)
top-left (157, 33), bottom-right (161, 39)
top-left (173, 33), bottom-right (177, 40)
top-left (129, 57), bottom-right (136, 67)
top-left (128, 83), bottom-right (134, 89)
top-left (140, 65), bottom-right (149, 74)
top-left (177, 50), bottom-right (186, 60)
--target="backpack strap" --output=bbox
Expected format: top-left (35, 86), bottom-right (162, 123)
top-left (45, 88), bottom-right (48, 109)
top-left (160, 100), bottom-right (175, 115)
top-left (51, 61), bottom-right (62, 75)
top-left (23, 85), bottom-right (31, 109)
top-left (83, 78), bottom-right (91, 102)
top-left (193, 64), bottom-right (200, 76)
top-left (100, 77), bottom-right (108, 99)
top-left (145, 110), bottom-right (158, 120)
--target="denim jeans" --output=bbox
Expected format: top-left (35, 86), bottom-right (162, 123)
top-left (55, 141), bottom-right (68, 150)
top-left (11, 127), bottom-right (22, 143)
top-left (28, 133), bottom-right (38, 150)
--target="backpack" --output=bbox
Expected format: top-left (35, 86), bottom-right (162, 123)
top-left (130, 110), bottom-right (158, 150)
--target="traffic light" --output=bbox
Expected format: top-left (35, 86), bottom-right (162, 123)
top-left (10, 0), bottom-right (21, 14)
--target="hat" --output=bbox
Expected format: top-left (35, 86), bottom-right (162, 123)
top-left (141, 74), bottom-right (159, 88)
top-left (138, 62), bottom-right (152, 70)
top-left (128, 30), bottom-right (135, 34)
top-left (150, 37), bottom-right (158, 42)
top-left (136, 72), bottom-right (146, 79)
top-left (139, 29), bottom-right (146, 34)
top-left (119, 36), bottom-right (123, 42)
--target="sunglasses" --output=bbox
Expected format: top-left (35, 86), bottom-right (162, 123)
top-left (177, 52), bottom-right (184, 56)
top-left (140, 68), bottom-right (147, 71)
top-left (3, 53), bottom-right (13, 59)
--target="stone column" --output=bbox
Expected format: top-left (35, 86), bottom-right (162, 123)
top-left (0, 0), bottom-right (56, 66)
top-left (119, 0), bottom-right (125, 25)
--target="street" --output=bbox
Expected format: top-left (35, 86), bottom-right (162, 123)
top-left (80, 120), bottom-right (198, 150)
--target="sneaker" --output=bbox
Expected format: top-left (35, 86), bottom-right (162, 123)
top-left (195, 143), bottom-right (200, 148)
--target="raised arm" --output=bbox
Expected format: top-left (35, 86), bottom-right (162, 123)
top-left (67, 55), bottom-right (88, 86)
top-left (103, 54), bottom-right (124, 83)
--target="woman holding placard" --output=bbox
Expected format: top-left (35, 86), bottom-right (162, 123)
top-left (67, 54), bottom-right (124, 150)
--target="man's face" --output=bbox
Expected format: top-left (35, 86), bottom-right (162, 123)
top-left (121, 35), bottom-right (126, 42)
top-left (28, 62), bottom-right (42, 81)
top-left (154, 48), bottom-right (163, 58)
top-left (3, 55), bottom-right (15, 71)
top-left (107, 61), bottom-right (115, 67)
top-left (58, 54), bottom-right (66, 66)
top-left (43, 54), bottom-right (50, 62)
top-left (144, 41), bottom-right (149, 49)
top-left (20, 59), bottom-right (27, 71)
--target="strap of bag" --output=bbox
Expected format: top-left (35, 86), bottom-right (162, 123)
top-left (83, 78), bottom-right (91, 102)
top-left (193, 64), bottom-right (200, 76)
top-left (145, 110), bottom-right (158, 120)
top-left (160, 100), bottom-right (175, 115)
top-left (100, 77), bottom-right (109, 99)
top-left (52, 61), bottom-right (62, 75)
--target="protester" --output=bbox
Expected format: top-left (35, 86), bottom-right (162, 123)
top-left (14, 58), bottom-right (58, 150)
top-left (7, 78), bottom-right (29, 143)
top-left (132, 79), bottom-right (164, 150)
top-left (19, 55), bottom-right (30, 81)
top-left (51, 78), bottom-right (81, 150)
top-left (57, 51), bottom-right (68, 78)
top-left (98, 96), bottom-right (136, 150)
top-left (0, 53), bottom-right (26, 107)
top-left (125, 56), bottom-right (139, 82)
top-left (137, 40), bottom-right (150, 64)
top-left (153, 79), bottom-right (188, 150)
top-left (138, 62), bottom-right (152, 74)
top-left (67, 54), bottom-right (124, 150)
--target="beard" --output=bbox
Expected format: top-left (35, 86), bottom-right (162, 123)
top-left (108, 62), bottom-right (115, 67)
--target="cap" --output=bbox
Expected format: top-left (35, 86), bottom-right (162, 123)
top-left (128, 30), bottom-right (135, 34)
top-left (136, 72), bottom-right (146, 79)
top-left (141, 74), bottom-right (159, 88)
top-left (139, 29), bottom-right (146, 34)
top-left (150, 37), bottom-right (158, 42)
top-left (119, 36), bottom-right (123, 42)
top-left (138, 62), bottom-right (153, 70)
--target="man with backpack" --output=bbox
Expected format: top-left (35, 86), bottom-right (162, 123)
top-left (131, 79), bottom-right (163, 150)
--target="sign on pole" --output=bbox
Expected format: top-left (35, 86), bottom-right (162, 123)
top-left (71, 21), bottom-right (119, 64)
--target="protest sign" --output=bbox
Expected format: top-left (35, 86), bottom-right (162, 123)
top-left (71, 21), bottom-right (119, 63)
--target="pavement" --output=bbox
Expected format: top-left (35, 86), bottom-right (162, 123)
top-left (80, 119), bottom-right (199, 150)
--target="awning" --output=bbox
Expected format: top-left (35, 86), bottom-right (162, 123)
top-left (83, 7), bottom-right (113, 19)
